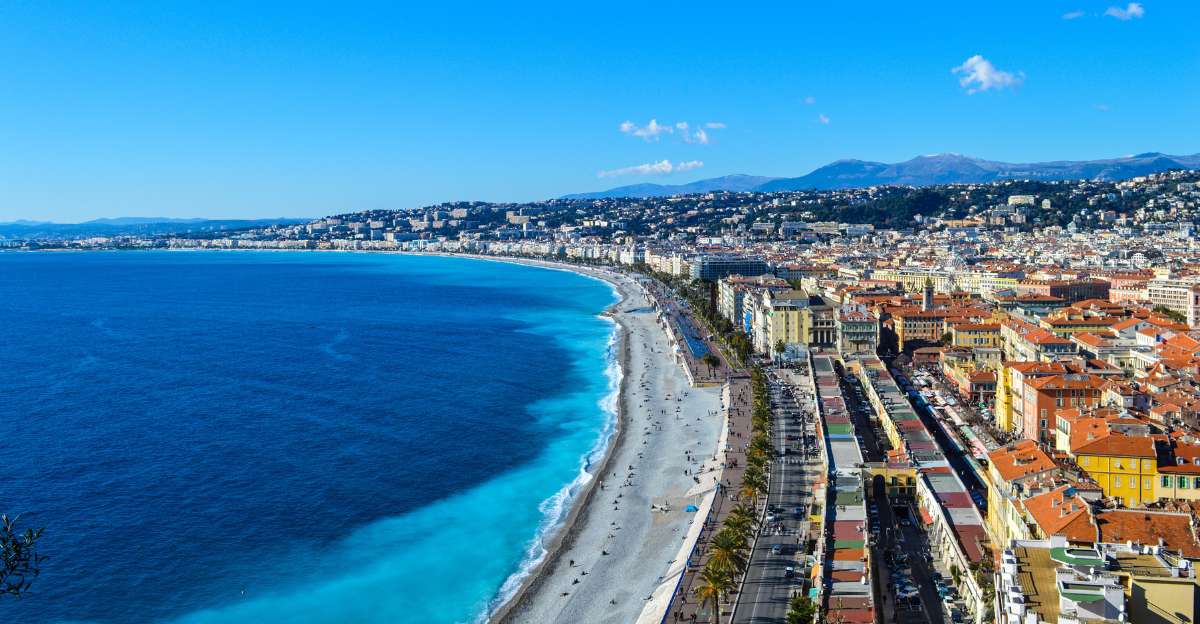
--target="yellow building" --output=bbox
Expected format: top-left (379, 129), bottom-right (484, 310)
top-left (994, 365), bottom-right (1017, 433)
top-left (1038, 316), bottom-right (1121, 337)
top-left (950, 322), bottom-right (1001, 348)
top-left (1155, 441), bottom-right (1200, 501)
top-left (766, 295), bottom-right (805, 349)
top-left (1073, 434), bottom-right (1159, 507)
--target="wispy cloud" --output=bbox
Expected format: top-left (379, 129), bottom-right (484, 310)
top-left (952, 54), bottom-right (1024, 94)
top-left (597, 159), bottom-right (704, 178)
top-left (817, 113), bottom-right (830, 125)
top-left (684, 128), bottom-right (710, 144)
top-left (619, 119), bottom-right (673, 141)
top-left (1062, 9), bottom-right (1085, 19)
top-left (619, 119), bottom-right (724, 143)
top-left (1104, 2), bottom-right (1144, 20)
top-left (1093, 103), bottom-right (1111, 111)
top-left (803, 96), bottom-right (816, 105)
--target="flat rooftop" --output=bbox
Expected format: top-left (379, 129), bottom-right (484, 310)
top-left (1015, 545), bottom-right (1060, 623)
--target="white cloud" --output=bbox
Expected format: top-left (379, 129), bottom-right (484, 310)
top-left (683, 127), bottom-right (710, 144)
top-left (1062, 9), bottom-right (1085, 19)
top-left (1104, 2), bottom-right (1144, 19)
top-left (817, 113), bottom-right (830, 125)
top-left (952, 55), bottom-right (1024, 94)
top-left (597, 159), bottom-right (704, 178)
top-left (619, 118), bottom-right (674, 141)
top-left (1093, 103), bottom-right (1111, 111)
top-left (619, 118), bottom-right (724, 143)
top-left (803, 96), bottom-right (816, 105)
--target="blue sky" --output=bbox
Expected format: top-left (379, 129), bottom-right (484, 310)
top-left (1, 1), bottom-right (1196, 221)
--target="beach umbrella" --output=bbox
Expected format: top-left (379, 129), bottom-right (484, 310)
top-left (685, 504), bottom-right (700, 512)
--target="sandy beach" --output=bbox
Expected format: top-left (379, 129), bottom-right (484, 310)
top-left (469, 258), bottom-right (722, 624)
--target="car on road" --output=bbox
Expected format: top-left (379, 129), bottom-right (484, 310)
top-left (771, 544), bottom-right (782, 555)
top-left (784, 566), bottom-right (795, 578)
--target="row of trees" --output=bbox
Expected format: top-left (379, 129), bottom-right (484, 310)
top-left (692, 367), bottom-right (777, 622)
top-left (648, 269), bottom-right (754, 367)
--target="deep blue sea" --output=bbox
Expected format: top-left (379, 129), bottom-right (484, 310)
top-left (0, 251), bottom-right (618, 624)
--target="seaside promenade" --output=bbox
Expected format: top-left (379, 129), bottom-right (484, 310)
top-left (660, 373), bottom-right (753, 623)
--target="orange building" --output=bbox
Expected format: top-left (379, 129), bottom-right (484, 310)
top-left (1021, 373), bottom-right (1107, 444)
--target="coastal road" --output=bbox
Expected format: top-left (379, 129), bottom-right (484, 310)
top-left (732, 366), bottom-right (818, 624)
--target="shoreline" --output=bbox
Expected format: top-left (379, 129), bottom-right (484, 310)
top-left (19, 247), bottom-right (712, 623)
top-left (459, 253), bottom-right (722, 624)
top-left (479, 255), bottom-right (636, 623)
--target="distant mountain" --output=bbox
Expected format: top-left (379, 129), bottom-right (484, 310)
top-left (81, 217), bottom-right (213, 226)
top-left (0, 217), bottom-right (309, 241)
top-left (562, 174), bottom-right (779, 200)
top-left (565, 152), bottom-right (1200, 198)
top-left (758, 152), bottom-right (1200, 191)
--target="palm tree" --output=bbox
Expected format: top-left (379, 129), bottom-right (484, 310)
top-left (749, 433), bottom-right (773, 457)
top-left (722, 512), bottom-right (755, 542)
top-left (728, 502), bottom-right (757, 524)
top-left (708, 529), bottom-right (749, 576)
top-left (693, 565), bottom-right (732, 623)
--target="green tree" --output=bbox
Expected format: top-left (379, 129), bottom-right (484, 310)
top-left (1, 514), bottom-right (44, 598)
top-left (693, 565), bottom-right (734, 623)
top-left (1152, 305), bottom-right (1188, 324)
top-left (774, 340), bottom-right (786, 364)
top-left (786, 595), bottom-right (817, 624)
top-left (708, 529), bottom-right (749, 576)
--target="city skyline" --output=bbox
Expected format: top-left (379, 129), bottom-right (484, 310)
top-left (1, 2), bottom-right (1197, 222)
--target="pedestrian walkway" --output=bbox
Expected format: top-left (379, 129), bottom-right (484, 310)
top-left (662, 375), bottom-right (752, 623)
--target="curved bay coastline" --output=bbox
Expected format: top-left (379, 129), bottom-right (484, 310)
top-left (8, 248), bottom-right (722, 624)
top-left (452, 254), bottom-right (722, 624)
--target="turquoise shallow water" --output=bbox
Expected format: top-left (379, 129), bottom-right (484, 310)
top-left (0, 251), bottom-right (618, 623)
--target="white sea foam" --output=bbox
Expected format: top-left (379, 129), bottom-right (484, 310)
top-left (483, 318), bottom-right (623, 621)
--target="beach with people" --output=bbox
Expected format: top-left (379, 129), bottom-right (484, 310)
top-left (466, 257), bottom-right (724, 624)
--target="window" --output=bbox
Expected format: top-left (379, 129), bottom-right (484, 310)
top-left (1163, 476), bottom-right (1173, 488)
top-left (1194, 477), bottom-right (1200, 489)
top-left (1143, 460), bottom-right (1152, 471)
top-left (1180, 476), bottom-right (1190, 489)
top-left (1082, 456), bottom-right (1090, 466)
top-left (1113, 458), bottom-right (1122, 469)
top-left (1114, 476), bottom-right (1122, 488)
top-left (1146, 478), bottom-right (1153, 490)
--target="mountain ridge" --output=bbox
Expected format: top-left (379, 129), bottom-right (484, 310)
top-left (565, 152), bottom-right (1200, 199)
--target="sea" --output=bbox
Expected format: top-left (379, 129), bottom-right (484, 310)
top-left (0, 250), bottom-right (620, 624)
